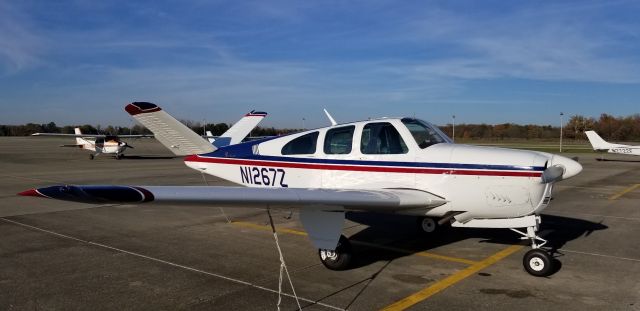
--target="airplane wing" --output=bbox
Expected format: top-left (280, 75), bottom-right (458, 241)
top-left (31, 133), bottom-right (152, 138)
top-left (20, 185), bottom-right (446, 250)
top-left (19, 185), bottom-right (445, 211)
top-left (32, 133), bottom-right (107, 138)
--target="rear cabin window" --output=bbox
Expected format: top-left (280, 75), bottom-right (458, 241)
top-left (324, 126), bottom-right (355, 154)
top-left (281, 132), bottom-right (319, 155)
top-left (360, 122), bottom-right (408, 154)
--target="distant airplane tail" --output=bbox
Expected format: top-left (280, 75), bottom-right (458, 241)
top-left (125, 102), bottom-right (216, 156)
top-left (585, 131), bottom-right (614, 150)
top-left (205, 131), bottom-right (215, 143)
top-left (74, 128), bottom-right (91, 146)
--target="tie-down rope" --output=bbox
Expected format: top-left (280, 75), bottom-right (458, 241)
top-left (267, 208), bottom-right (302, 310)
top-left (201, 172), bottom-right (231, 224)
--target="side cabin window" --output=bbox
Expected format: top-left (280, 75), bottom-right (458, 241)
top-left (324, 126), bottom-right (355, 154)
top-left (401, 118), bottom-right (452, 149)
top-left (360, 122), bottom-right (408, 154)
top-left (281, 131), bottom-right (319, 155)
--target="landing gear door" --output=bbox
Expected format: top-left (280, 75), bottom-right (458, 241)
top-left (299, 206), bottom-right (345, 250)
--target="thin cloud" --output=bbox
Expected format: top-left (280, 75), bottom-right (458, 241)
top-left (403, 2), bottom-right (640, 83)
top-left (0, 2), bottom-right (43, 75)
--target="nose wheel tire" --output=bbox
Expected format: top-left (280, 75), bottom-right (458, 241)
top-left (523, 249), bottom-right (553, 277)
top-left (417, 217), bottom-right (438, 234)
top-left (318, 235), bottom-right (352, 271)
top-left (89, 154), bottom-right (94, 160)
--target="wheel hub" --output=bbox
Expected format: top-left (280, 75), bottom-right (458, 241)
top-left (320, 250), bottom-right (338, 261)
top-left (529, 257), bottom-right (545, 271)
top-left (421, 218), bottom-right (436, 233)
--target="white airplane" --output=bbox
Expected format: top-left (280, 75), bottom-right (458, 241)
top-left (20, 103), bottom-right (583, 277)
top-left (125, 102), bottom-right (267, 155)
top-left (585, 130), bottom-right (640, 156)
top-left (32, 127), bottom-right (151, 159)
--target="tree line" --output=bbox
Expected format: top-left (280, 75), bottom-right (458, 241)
top-left (0, 121), bottom-right (302, 137)
top-left (2, 113), bottom-right (639, 141)
top-left (441, 113), bottom-right (640, 142)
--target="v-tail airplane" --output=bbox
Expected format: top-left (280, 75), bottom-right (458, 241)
top-left (20, 102), bottom-right (583, 277)
top-left (585, 130), bottom-right (640, 156)
top-left (32, 127), bottom-right (152, 159)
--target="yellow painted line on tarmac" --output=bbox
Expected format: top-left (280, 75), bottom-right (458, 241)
top-left (609, 183), bottom-right (640, 200)
top-left (230, 221), bottom-right (477, 265)
top-left (380, 245), bottom-right (524, 311)
top-left (352, 241), bottom-right (478, 265)
top-left (232, 221), bottom-right (307, 236)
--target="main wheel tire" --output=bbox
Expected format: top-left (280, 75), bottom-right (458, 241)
top-left (318, 235), bottom-right (352, 271)
top-left (417, 217), bottom-right (438, 234)
top-left (523, 249), bottom-right (553, 277)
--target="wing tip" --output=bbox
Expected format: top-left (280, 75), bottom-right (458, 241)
top-left (125, 102), bottom-right (162, 115)
top-left (18, 189), bottom-right (44, 197)
top-left (245, 110), bottom-right (267, 117)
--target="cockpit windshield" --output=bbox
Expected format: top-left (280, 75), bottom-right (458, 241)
top-left (401, 118), bottom-right (452, 149)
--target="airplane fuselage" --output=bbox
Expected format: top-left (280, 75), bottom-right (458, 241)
top-left (185, 118), bottom-right (581, 222)
top-left (79, 137), bottom-right (129, 155)
top-left (601, 146), bottom-right (640, 156)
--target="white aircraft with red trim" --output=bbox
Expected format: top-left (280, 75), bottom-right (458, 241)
top-left (20, 102), bottom-right (582, 277)
top-left (32, 127), bottom-right (152, 159)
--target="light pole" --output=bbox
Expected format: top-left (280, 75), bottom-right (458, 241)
top-left (559, 112), bottom-right (564, 153)
top-left (302, 118), bottom-right (306, 130)
top-left (452, 115), bottom-right (456, 143)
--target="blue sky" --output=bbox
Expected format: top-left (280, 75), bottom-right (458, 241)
top-left (1, 0), bottom-right (639, 128)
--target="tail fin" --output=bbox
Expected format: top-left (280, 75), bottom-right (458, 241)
top-left (125, 102), bottom-right (216, 155)
top-left (585, 131), bottom-right (613, 150)
top-left (206, 131), bottom-right (214, 143)
top-left (74, 128), bottom-right (89, 145)
top-left (216, 110), bottom-right (267, 147)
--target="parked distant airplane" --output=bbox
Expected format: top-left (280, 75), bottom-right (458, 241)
top-left (32, 128), bottom-right (151, 159)
top-left (585, 131), bottom-right (640, 156)
top-left (21, 102), bottom-right (583, 277)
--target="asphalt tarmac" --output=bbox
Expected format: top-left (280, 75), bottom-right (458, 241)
top-left (1, 137), bottom-right (638, 310)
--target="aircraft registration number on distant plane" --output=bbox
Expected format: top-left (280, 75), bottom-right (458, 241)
top-left (612, 148), bottom-right (632, 153)
top-left (240, 166), bottom-right (289, 187)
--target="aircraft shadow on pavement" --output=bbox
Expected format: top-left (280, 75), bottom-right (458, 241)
top-left (344, 212), bottom-right (608, 271)
top-left (119, 155), bottom-right (178, 160)
top-left (595, 158), bottom-right (640, 163)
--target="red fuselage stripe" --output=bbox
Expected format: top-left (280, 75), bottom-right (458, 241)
top-left (185, 156), bottom-right (542, 177)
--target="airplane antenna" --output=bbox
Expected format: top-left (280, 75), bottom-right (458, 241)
top-left (323, 108), bottom-right (337, 126)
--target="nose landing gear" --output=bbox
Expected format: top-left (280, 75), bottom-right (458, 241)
top-left (511, 225), bottom-right (555, 277)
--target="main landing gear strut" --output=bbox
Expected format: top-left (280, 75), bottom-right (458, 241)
top-left (511, 226), bottom-right (554, 277)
